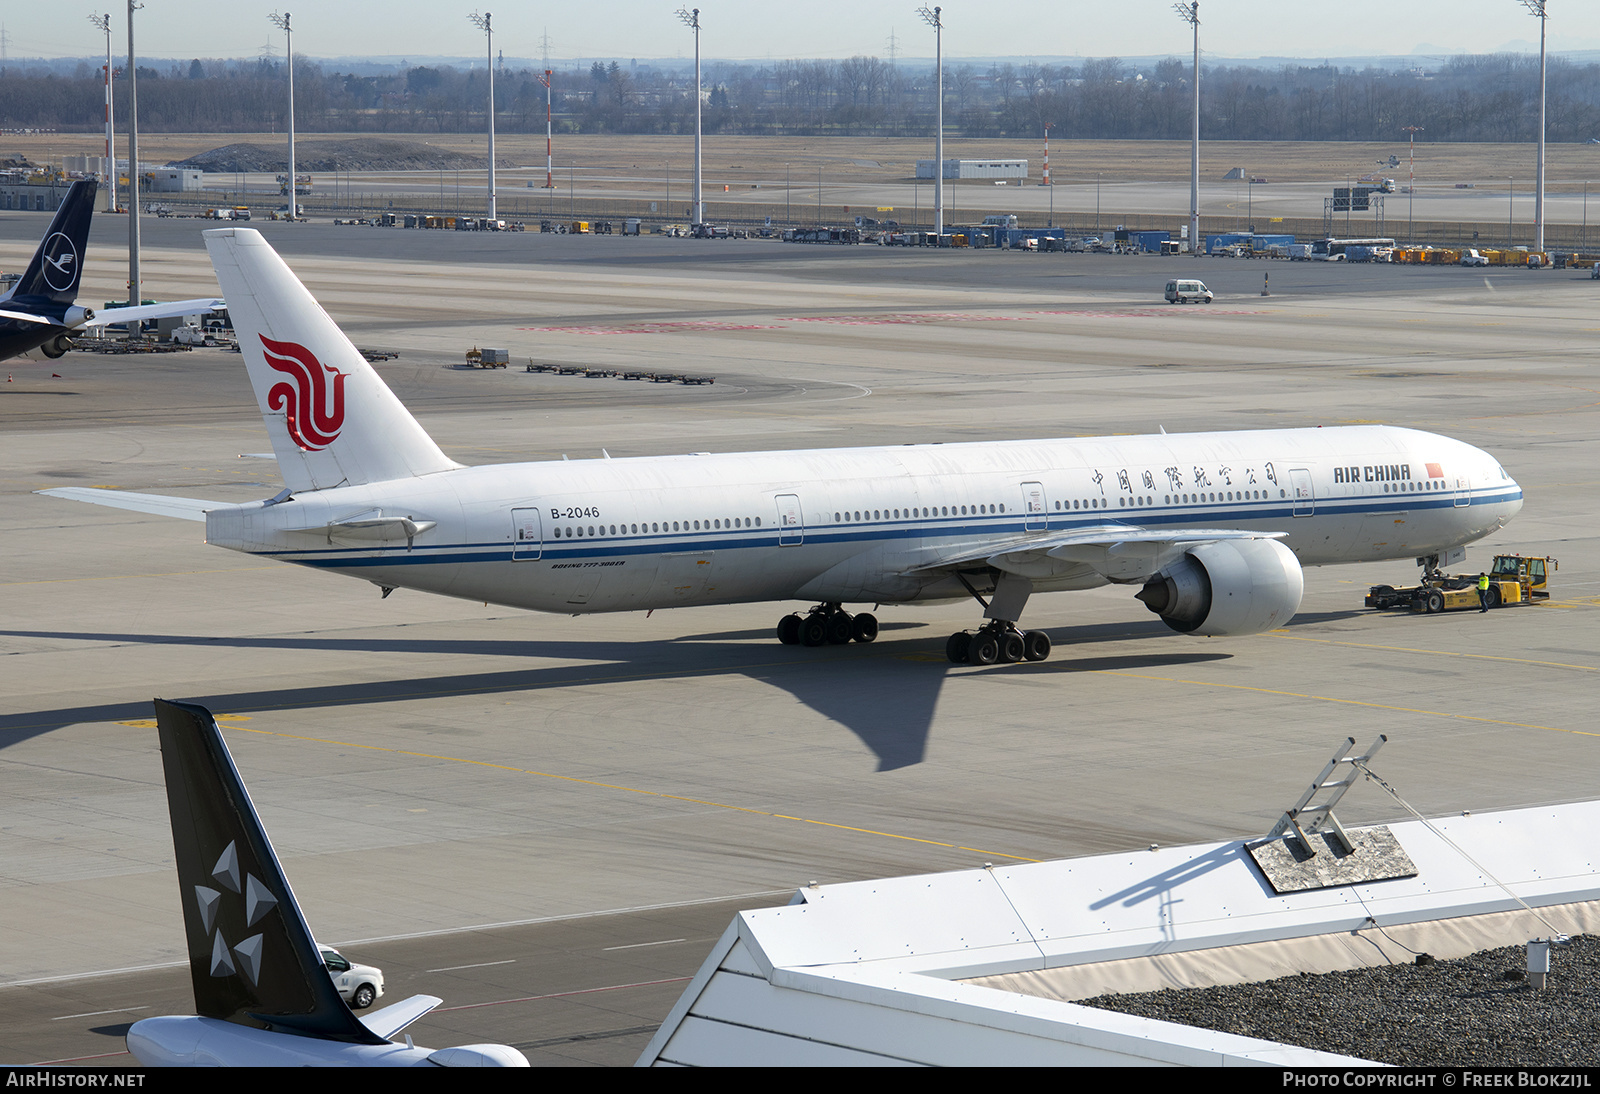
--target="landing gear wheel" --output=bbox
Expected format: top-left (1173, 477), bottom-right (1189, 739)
top-left (852, 613), bottom-right (879, 643)
top-left (776, 614), bottom-right (802, 645)
top-left (825, 610), bottom-right (854, 645)
top-left (997, 630), bottom-right (1026, 664)
top-left (967, 631), bottom-right (1001, 666)
top-left (1023, 630), bottom-right (1051, 662)
top-left (799, 615), bottom-right (829, 646)
top-left (945, 632), bottom-right (971, 664)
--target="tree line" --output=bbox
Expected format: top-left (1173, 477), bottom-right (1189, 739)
top-left (2, 52), bottom-right (1597, 144)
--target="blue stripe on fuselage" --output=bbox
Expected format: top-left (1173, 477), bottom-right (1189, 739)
top-left (262, 487), bottom-right (1520, 570)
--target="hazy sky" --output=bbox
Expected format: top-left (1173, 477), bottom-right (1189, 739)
top-left (7, 1), bottom-right (1599, 65)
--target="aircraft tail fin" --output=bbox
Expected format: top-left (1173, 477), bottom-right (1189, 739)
top-left (201, 228), bottom-right (462, 493)
top-left (152, 698), bottom-right (387, 1045)
top-left (6, 179), bottom-right (96, 305)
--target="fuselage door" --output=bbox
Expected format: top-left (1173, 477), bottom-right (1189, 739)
top-left (1289, 469), bottom-right (1315, 517)
top-left (511, 507), bottom-right (543, 559)
top-left (1454, 472), bottom-right (1472, 507)
top-left (775, 494), bottom-right (803, 546)
top-left (1021, 481), bottom-right (1048, 531)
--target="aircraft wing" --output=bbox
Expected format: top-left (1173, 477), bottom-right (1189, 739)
top-left (360, 994), bottom-right (443, 1040)
top-left (87, 297), bottom-right (226, 327)
top-left (36, 487), bottom-right (221, 522)
top-left (906, 524), bottom-right (1289, 583)
top-left (0, 307), bottom-right (60, 326)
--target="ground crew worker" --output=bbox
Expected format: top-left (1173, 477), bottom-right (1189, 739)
top-left (1478, 572), bottom-right (1491, 612)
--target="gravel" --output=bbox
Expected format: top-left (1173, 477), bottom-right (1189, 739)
top-left (1079, 935), bottom-right (1600, 1067)
top-left (169, 139), bottom-right (493, 174)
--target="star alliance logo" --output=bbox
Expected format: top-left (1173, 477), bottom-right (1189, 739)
top-left (195, 840), bottom-right (278, 987)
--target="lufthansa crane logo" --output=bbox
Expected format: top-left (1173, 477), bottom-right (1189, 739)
top-left (40, 233), bottom-right (79, 294)
top-left (260, 335), bottom-right (348, 451)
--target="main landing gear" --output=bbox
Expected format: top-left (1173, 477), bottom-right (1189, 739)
top-left (777, 603), bottom-right (878, 647)
top-left (944, 569), bottom-right (1053, 665)
top-left (945, 623), bottom-right (1051, 665)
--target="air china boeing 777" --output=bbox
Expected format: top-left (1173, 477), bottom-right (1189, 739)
top-left (42, 228), bottom-right (1523, 665)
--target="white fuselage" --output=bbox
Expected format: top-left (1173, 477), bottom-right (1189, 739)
top-left (127, 1015), bottom-right (527, 1067)
top-left (203, 425), bottom-right (1522, 616)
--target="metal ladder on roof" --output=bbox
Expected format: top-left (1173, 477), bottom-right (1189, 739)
top-left (1266, 735), bottom-right (1388, 856)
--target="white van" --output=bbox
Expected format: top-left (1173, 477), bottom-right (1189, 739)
top-left (1164, 279), bottom-right (1213, 304)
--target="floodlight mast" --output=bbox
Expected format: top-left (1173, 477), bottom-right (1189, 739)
top-left (1402, 125), bottom-right (1423, 243)
top-left (127, 0), bottom-right (143, 305)
top-left (917, 5), bottom-right (943, 236)
top-left (1175, 1), bottom-right (1200, 256)
top-left (469, 12), bottom-right (496, 220)
top-left (676, 8), bottom-right (703, 226)
top-left (89, 15), bottom-right (116, 212)
top-left (1521, 0), bottom-right (1547, 253)
top-left (268, 12), bottom-right (295, 219)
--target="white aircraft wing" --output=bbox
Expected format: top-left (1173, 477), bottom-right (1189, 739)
top-left (907, 524), bottom-right (1289, 583)
top-left (87, 297), bottom-right (226, 327)
top-left (36, 487), bottom-right (220, 523)
top-left (359, 994), bottom-right (443, 1041)
top-left (0, 307), bottom-right (58, 326)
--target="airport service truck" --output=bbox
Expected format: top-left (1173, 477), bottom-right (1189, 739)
top-left (1365, 554), bottom-right (1556, 613)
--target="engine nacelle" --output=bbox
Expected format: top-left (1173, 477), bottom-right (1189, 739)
top-left (62, 305), bottom-right (94, 329)
top-left (39, 333), bottom-right (74, 359)
top-left (1135, 538), bottom-right (1304, 637)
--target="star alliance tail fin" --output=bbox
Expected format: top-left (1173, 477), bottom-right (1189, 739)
top-left (153, 698), bottom-right (386, 1044)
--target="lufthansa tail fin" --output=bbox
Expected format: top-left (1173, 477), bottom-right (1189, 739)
top-left (152, 698), bottom-right (388, 1045)
top-left (6, 179), bottom-right (96, 306)
top-left (201, 229), bottom-right (462, 492)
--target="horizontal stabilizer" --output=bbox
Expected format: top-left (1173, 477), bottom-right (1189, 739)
top-left (360, 994), bottom-right (443, 1040)
top-left (88, 298), bottom-right (226, 327)
top-left (0, 307), bottom-right (56, 326)
top-left (36, 487), bottom-right (220, 523)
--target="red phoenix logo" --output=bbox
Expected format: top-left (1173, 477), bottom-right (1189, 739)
top-left (260, 335), bottom-right (347, 451)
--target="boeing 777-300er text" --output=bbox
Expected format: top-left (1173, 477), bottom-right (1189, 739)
top-left (42, 228), bottom-right (1524, 665)
top-left (126, 698), bottom-right (527, 1066)
top-left (1, 179), bottom-right (223, 362)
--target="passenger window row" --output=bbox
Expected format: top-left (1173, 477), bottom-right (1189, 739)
top-left (832, 505), bottom-right (1006, 522)
top-left (552, 517), bottom-right (762, 539)
top-left (1162, 490), bottom-right (1280, 504)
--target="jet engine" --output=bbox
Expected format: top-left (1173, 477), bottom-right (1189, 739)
top-left (39, 333), bottom-right (74, 358)
top-left (1134, 538), bottom-right (1303, 636)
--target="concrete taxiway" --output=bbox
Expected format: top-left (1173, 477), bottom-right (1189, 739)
top-left (2, 215), bottom-right (1597, 1065)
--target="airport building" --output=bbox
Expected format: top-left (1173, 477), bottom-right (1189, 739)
top-left (0, 178), bottom-right (72, 211)
top-left (639, 800), bottom-right (1600, 1065)
top-left (916, 159), bottom-right (1029, 180)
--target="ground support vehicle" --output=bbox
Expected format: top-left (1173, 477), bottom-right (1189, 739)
top-left (318, 946), bottom-right (383, 1009)
top-left (1164, 279), bottom-right (1214, 304)
top-left (463, 347), bottom-right (509, 369)
top-left (1365, 554), bottom-right (1556, 613)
